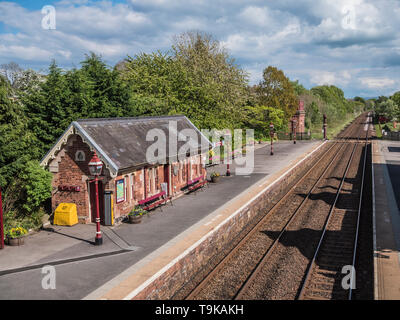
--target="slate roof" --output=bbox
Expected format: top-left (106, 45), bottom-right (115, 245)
top-left (41, 115), bottom-right (212, 177)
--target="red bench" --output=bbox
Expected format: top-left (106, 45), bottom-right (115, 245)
top-left (138, 191), bottom-right (170, 211)
top-left (187, 176), bottom-right (207, 192)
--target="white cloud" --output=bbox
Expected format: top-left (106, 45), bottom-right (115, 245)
top-left (239, 6), bottom-right (271, 27)
top-left (360, 77), bottom-right (396, 88)
top-left (0, 0), bottom-right (399, 97)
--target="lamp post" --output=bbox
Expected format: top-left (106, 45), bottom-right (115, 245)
top-left (0, 186), bottom-right (4, 250)
top-left (293, 119), bottom-right (297, 144)
top-left (88, 151), bottom-right (103, 246)
top-left (323, 114), bottom-right (327, 140)
top-left (269, 122), bottom-right (274, 155)
top-left (224, 134), bottom-right (231, 176)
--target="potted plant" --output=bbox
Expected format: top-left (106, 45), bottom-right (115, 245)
top-left (210, 171), bottom-right (220, 183)
top-left (6, 226), bottom-right (28, 246)
top-left (128, 206), bottom-right (147, 224)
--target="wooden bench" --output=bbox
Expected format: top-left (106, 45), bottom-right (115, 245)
top-left (187, 176), bottom-right (207, 192)
top-left (138, 191), bottom-right (170, 211)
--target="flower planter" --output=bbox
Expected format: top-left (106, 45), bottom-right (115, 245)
top-left (7, 237), bottom-right (25, 246)
top-left (211, 176), bottom-right (220, 183)
top-left (129, 215), bottom-right (142, 224)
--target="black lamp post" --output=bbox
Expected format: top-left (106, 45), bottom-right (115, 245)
top-left (224, 134), bottom-right (231, 176)
top-left (88, 151), bottom-right (103, 246)
top-left (269, 122), bottom-right (274, 155)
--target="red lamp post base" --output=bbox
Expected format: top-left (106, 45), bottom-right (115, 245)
top-left (95, 237), bottom-right (103, 246)
top-left (226, 163), bottom-right (231, 176)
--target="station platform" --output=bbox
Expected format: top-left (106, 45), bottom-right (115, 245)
top-left (372, 139), bottom-right (400, 299)
top-left (0, 140), bottom-right (324, 300)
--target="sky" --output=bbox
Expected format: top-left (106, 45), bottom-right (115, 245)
top-left (1, 0), bottom-right (400, 98)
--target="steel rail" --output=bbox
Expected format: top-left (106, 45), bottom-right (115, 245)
top-left (233, 140), bottom-right (350, 300)
top-left (348, 115), bottom-right (370, 299)
top-left (185, 115), bottom-right (362, 300)
top-left (297, 116), bottom-right (366, 300)
top-left (233, 115), bottom-right (364, 300)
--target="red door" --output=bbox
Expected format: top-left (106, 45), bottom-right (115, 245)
top-left (90, 180), bottom-right (104, 224)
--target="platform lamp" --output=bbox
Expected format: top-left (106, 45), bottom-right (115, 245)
top-left (292, 119), bottom-right (297, 144)
top-left (88, 151), bottom-right (103, 246)
top-left (269, 122), bottom-right (274, 155)
top-left (224, 133), bottom-right (231, 176)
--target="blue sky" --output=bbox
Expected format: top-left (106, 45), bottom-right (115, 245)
top-left (1, 0), bottom-right (400, 98)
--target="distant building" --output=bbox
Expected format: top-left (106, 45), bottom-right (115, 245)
top-left (41, 115), bottom-right (212, 224)
top-left (289, 100), bottom-right (306, 133)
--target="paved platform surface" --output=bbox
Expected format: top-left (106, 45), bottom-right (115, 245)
top-left (0, 140), bottom-right (322, 300)
top-left (373, 139), bottom-right (400, 300)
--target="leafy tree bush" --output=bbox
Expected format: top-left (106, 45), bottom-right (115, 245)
top-left (376, 99), bottom-right (399, 121)
top-left (243, 105), bottom-right (285, 139)
top-left (120, 32), bottom-right (249, 130)
top-left (254, 66), bottom-right (298, 119)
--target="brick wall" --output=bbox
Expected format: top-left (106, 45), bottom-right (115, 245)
top-left (51, 135), bottom-right (93, 223)
top-left (110, 155), bottom-right (207, 222)
top-left (50, 137), bottom-right (208, 224)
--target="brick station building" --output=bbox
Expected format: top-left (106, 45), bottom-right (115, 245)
top-left (40, 115), bottom-right (212, 225)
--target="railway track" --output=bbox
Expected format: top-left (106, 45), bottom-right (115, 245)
top-left (298, 115), bottom-right (371, 300)
top-left (183, 113), bottom-right (372, 300)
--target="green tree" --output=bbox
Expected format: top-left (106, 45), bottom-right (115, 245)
top-left (171, 31), bottom-right (249, 128)
top-left (24, 54), bottom-right (131, 155)
top-left (391, 91), bottom-right (400, 108)
top-left (376, 99), bottom-right (399, 121)
top-left (23, 60), bottom-right (68, 154)
top-left (80, 52), bottom-right (131, 118)
top-left (243, 105), bottom-right (285, 139)
top-left (255, 66), bottom-right (298, 119)
top-left (121, 31), bottom-right (250, 130)
top-left (0, 76), bottom-right (40, 187)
